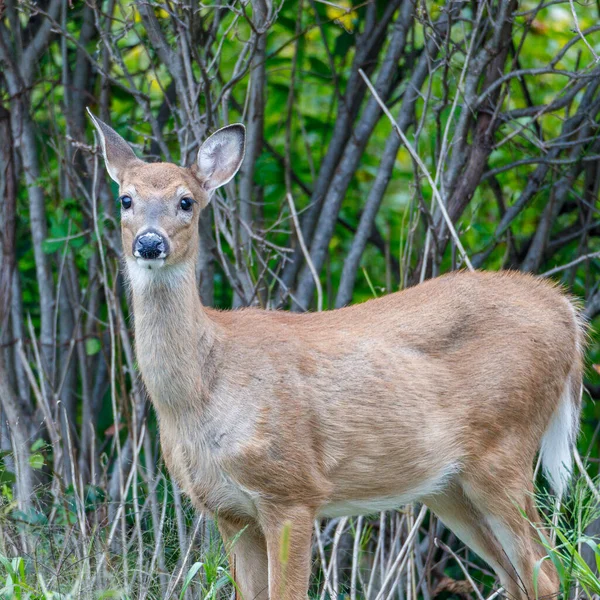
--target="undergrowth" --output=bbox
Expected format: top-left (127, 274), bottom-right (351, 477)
top-left (0, 471), bottom-right (598, 599)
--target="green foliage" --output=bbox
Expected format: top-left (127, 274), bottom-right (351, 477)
top-left (179, 558), bottom-right (235, 600)
top-left (532, 471), bottom-right (600, 598)
top-left (0, 556), bottom-right (31, 600)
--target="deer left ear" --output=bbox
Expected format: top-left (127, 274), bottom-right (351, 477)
top-left (87, 108), bottom-right (144, 184)
top-left (195, 124), bottom-right (246, 192)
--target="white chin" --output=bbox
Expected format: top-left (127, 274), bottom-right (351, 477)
top-left (136, 258), bottom-right (165, 270)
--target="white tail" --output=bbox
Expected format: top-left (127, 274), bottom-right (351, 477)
top-left (541, 300), bottom-right (585, 498)
top-left (89, 113), bottom-right (585, 600)
top-left (540, 369), bottom-right (582, 497)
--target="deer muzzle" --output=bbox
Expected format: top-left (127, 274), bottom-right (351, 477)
top-left (134, 230), bottom-right (170, 263)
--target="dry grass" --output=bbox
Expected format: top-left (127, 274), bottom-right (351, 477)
top-left (0, 458), bottom-right (598, 600)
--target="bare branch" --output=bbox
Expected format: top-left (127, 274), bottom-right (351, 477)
top-left (358, 69), bottom-right (474, 272)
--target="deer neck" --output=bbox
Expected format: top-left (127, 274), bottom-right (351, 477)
top-left (125, 258), bottom-right (218, 413)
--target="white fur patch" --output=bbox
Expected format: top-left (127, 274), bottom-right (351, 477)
top-left (125, 257), bottom-right (190, 291)
top-left (486, 516), bottom-right (521, 577)
top-left (135, 257), bottom-right (165, 269)
top-left (319, 463), bottom-right (459, 518)
top-left (435, 512), bottom-right (504, 575)
top-left (540, 381), bottom-right (577, 497)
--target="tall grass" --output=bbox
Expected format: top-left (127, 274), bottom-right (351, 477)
top-left (532, 465), bottom-right (600, 599)
top-left (1, 452), bottom-right (598, 600)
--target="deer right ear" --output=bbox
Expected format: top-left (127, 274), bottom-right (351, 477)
top-left (195, 124), bottom-right (246, 192)
top-left (87, 108), bottom-right (143, 184)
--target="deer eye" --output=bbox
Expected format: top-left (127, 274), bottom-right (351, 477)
top-left (180, 197), bottom-right (194, 212)
top-left (120, 195), bottom-right (132, 210)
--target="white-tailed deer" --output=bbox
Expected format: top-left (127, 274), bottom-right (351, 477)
top-left (89, 111), bottom-right (584, 600)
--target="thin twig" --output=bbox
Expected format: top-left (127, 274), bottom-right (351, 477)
top-left (358, 69), bottom-right (474, 272)
top-left (287, 193), bottom-right (323, 311)
top-left (540, 250), bottom-right (600, 277)
top-left (568, 0), bottom-right (599, 63)
top-left (574, 449), bottom-right (600, 505)
top-left (374, 504), bottom-right (428, 600)
top-left (434, 539), bottom-right (486, 600)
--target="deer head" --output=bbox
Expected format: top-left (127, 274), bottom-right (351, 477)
top-left (88, 109), bottom-right (245, 272)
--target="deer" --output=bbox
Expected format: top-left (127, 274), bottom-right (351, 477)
top-left (88, 110), bottom-right (584, 600)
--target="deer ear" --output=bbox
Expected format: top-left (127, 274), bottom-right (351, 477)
top-left (87, 108), bottom-right (143, 184)
top-left (195, 124), bottom-right (246, 192)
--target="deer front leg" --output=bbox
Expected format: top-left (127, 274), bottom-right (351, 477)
top-left (261, 505), bottom-right (314, 600)
top-left (219, 518), bottom-right (269, 600)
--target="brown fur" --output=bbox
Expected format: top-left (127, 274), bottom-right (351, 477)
top-left (89, 114), bottom-right (584, 600)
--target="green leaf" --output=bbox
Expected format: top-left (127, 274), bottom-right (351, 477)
top-left (308, 56), bottom-right (331, 77)
top-left (180, 562), bottom-right (204, 600)
top-left (0, 471), bottom-right (16, 485)
top-left (30, 439), bottom-right (45, 452)
top-left (29, 453), bottom-right (44, 470)
top-left (85, 338), bottom-right (101, 356)
top-left (333, 30), bottom-right (354, 57)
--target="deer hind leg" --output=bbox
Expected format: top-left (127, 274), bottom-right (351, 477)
top-left (425, 482), bottom-right (524, 600)
top-left (460, 470), bottom-right (560, 600)
top-left (218, 518), bottom-right (269, 600)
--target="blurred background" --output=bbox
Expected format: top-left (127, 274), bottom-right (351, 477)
top-left (1, 0), bottom-right (600, 597)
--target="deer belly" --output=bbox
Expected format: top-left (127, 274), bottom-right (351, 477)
top-left (318, 463), bottom-right (458, 518)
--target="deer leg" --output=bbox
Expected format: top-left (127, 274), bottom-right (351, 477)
top-left (460, 473), bottom-right (560, 600)
top-left (526, 497), bottom-right (561, 599)
top-left (219, 518), bottom-right (269, 600)
top-left (260, 505), bottom-right (314, 600)
top-left (425, 482), bottom-right (524, 600)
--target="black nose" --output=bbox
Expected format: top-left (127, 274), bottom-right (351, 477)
top-left (134, 231), bottom-right (168, 260)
